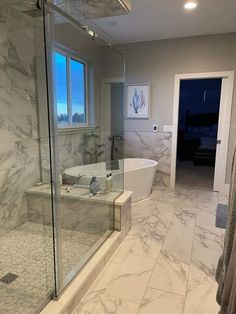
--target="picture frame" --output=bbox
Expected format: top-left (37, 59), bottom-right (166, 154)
top-left (126, 83), bottom-right (151, 119)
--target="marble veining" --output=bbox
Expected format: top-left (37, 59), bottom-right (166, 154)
top-left (41, 129), bottom-right (106, 183)
top-left (73, 184), bottom-right (224, 313)
top-left (124, 131), bottom-right (172, 187)
top-left (0, 2), bottom-right (40, 233)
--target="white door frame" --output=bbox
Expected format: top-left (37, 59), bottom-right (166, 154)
top-left (170, 71), bottom-right (235, 192)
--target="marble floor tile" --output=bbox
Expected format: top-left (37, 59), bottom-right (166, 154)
top-left (193, 225), bottom-right (223, 252)
top-left (130, 205), bottom-right (150, 236)
top-left (132, 199), bottom-right (156, 217)
top-left (195, 193), bottom-right (218, 214)
top-left (74, 262), bottom-right (120, 313)
top-left (129, 212), bottom-right (172, 259)
top-left (138, 287), bottom-right (185, 314)
top-left (149, 249), bottom-right (189, 295)
top-left (73, 185), bottom-right (224, 314)
top-left (189, 246), bottom-right (222, 287)
top-left (92, 294), bottom-right (139, 314)
top-left (162, 218), bottom-right (194, 257)
top-left (188, 263), bottom-right (217, 288)
top-left (73, 309), bottom-right (90, 314)
top-left (110, 235), bottom-right (136, 264)
top-left (184, 282), bottom-right (219, 314)
top-left (105, 253), bottom-right (156, 303)
top-left (129, 234), bottom-right (162, 259)
top-left (191, 245), bottom-right (221, 279)
top-left (174, 207), bottom-right (196, 229)
top-left (151, 190), bottom-right (180, 209)
top-left (130, 218), bottom-right (148, 236)
top-left (153, 199), bottom-right (178, 214)
top-left (195, 208), bottom-right (216, 228)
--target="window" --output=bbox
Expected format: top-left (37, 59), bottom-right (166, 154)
top-left (54, 51), bottom-right (87, 127)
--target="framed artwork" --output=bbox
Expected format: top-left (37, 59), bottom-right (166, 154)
top-left (126, 83), bottom-right (151, 119)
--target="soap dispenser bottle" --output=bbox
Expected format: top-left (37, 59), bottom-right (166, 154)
top-left (89, 176), bottom-right (100, 195)
top-left (105, 174), bottom-right (110, 193)
top-left (109, 173), bottom-right (113, 191)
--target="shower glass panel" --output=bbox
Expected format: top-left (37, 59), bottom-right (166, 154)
top-left (0, 1), bottom-right (55, 313)
top-left (43, 3), bottom-right (125, 295)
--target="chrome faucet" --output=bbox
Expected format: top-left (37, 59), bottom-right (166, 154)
top-left (74, 174), bottom-right (85, 185)
top-left (110, 135), bottom-right (123, 160)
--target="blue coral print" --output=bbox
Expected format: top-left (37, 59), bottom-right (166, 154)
top-left (130, 89), bottom-right (145, 114)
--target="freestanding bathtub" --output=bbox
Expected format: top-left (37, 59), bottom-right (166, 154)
top-left (64, 158), bottom-right (158, 202)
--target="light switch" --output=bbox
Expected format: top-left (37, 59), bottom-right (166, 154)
top-left (153, 124), bottom-right (158, 132)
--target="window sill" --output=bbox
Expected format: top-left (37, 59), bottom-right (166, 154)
top-left (58, 125), bottom-right (97, 135)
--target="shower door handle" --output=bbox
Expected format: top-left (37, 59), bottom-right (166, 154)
top-left (217, 140), bottom-right (221, 145)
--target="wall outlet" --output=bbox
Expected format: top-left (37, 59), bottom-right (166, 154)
top-left (163, 125), bottom-right (173, 132)
top-left (153, 124), bottom-right (158, 132)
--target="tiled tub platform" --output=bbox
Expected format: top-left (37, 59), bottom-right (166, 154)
top-left (25, 184), bottom-right (131, 233)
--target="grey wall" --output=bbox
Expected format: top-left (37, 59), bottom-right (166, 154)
top-left (119, 33), bottom-right (236, 185)
top-left (111, 83), bottom-right (124, 135)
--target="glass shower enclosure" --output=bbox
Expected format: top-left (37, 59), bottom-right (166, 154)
top-left (0, 0), bottom-right (125, 313)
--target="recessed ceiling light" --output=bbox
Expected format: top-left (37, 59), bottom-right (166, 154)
top-left (184, 1), bottom-right (198, 10)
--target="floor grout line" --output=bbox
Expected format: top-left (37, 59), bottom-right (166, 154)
top-left (182, 200), bottom-right (199, 314)
top-left (136, 195), bottom-right (178, 313)
top-left (73, 186), bottom-right (222, 314)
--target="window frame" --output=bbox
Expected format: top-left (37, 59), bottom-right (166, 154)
top-left (54, 46), bottom-right (89, 129)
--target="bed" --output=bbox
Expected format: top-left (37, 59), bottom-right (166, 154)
top-left (178, 112), bottom-right (218, 166)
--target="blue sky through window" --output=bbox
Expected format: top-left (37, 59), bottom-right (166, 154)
top-left (55, 52), bottom-right (67, 118)
top-left (70, 58), bottom-right (86, 118)
top-left (54, 52), bottom-right (86, 125)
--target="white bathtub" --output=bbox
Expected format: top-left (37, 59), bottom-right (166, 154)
top-left (64, 158), bottom-right (158, 202)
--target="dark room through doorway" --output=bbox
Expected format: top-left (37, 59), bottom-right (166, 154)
top-left (176, 78), bottom-right (222, 189)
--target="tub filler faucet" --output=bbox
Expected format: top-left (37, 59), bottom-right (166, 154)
top-left (74, 174), bottom-right (85, 185)
top-left (110, 135), bottom-right (123, 160)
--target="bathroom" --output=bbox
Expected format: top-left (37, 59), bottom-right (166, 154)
top-left (0, 0), bottom-right (236, 313)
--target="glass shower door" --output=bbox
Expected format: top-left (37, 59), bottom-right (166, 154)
top-left (43, 2), bottom-right (125, 295)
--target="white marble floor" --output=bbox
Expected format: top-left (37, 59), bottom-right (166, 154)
top-left (73, 185), bottom-right (227, 314)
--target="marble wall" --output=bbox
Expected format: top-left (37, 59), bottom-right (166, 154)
top-left (0, 2), bottom-right (124, 233)
top-left (124, 131), bottom-right (172, 187)
top-left (0, 3), bottom-right (42, 233)
top-left (26, 192), bottom-right (113, 234)
top-left (40, 129), bottom-right (108, 183)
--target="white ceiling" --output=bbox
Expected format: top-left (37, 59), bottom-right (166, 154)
top-left (92, 0), bottom-right (236, 44)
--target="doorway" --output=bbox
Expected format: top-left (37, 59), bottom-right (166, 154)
top-left (171, 71), bottom-right (234, 192)
top-left (101, 78), bottom-right (125, 161)
top-left (176, 78), bottom-right (221, 189)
